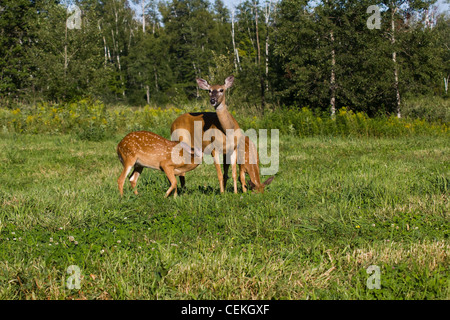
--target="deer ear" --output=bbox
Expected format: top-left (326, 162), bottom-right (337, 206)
top-left (224, 76), bottom-right (234, 89)
top-left (263, 176), bottom-right (274, 186)
top-left (196, 78), bottom-right (210, 90)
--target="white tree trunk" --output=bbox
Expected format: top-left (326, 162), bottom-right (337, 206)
top-left (330, 30), bottom-right (336, 117)
top-left (141, 0), bottom-right (146, 32)
top-left (444, 76), bottom-right (449, 94)
top-left (264, 0), bottom-right (272, 92)
top-left (64, 22), bottom-right (68, 77)
top-left (254, 0), bottom-right (261, 67)
top-left (231, 8), bottom-right (241, 72)
top-left (391, 5), bottom-right (401, 118)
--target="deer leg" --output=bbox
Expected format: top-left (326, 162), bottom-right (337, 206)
top-left (118, 160), bottom-right (135, 197)
top-left (222, 153), bottom-right (229, 191)
top-left (239, 165), bottom-right (247, 193)
top-left (179, 173), bottom-right (186, 189)
top-left (129, 165), bottom-right (143, 195)
top-left (162, 165), bottom-right (178, 198)
top-left (212, 150), bottom-right (224, 193)
top-left (230, 150), bottom-right (238, 194)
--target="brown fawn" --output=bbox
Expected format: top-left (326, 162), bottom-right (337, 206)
top-left (171, 76), bottom-right (274, 193)
top-left (117, 131), bottom-right (202, 198)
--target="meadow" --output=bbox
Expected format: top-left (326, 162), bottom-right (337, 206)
top-left (0, 101), bottom-right (449, 299)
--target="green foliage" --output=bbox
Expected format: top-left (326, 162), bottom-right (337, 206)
top-left (272, 0), bottom-right (448, 115)
top-left (27, 1), bottom-right (108, 102)
top-left (1, 102), bottom-right (448, 138)
top-left (402, 96), bottom-right (450, 123)
top-left (158, 0), bottom-right (231, 99)
top-left (243, 106), bottom-right (449, 137)
top-left (0, 0), bottom-right (448, 115)
top-left (0, 0), bottom-right (37, 96)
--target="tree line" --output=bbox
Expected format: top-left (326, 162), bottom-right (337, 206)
top-left (0, 0), bottom-right (448, 116)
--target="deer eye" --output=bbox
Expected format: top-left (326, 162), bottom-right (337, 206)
top-left (219, 89), bottom-right (224, 93)
top-left (209, 90), bottom-right (212, 93)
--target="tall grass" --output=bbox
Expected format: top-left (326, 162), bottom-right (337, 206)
top-left (1, 100), bottom-right (448, 139)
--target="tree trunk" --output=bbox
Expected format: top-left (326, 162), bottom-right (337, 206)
top-left (64, 19), bottom-right (68, 101)
top-left (264, 0), bottom-right (272, 93)
top-left (141, 0), bottom-right (146, 33)
top-left (98, 23), bottom-right (108, 67)
top-left (154, 65), bottom-right (158, 91)
top-left (330, 30), bottom-right (336, 117)
top-left (444, 76), bottom-right (449, 95)
top-left (231, 8), bottom-right (241, 72)
top-left (254, 1), bottom-right (261, 67)
top-left (254, 1), bottom-right (265, 111)
top-left (64, 20), bottom-right (68, 77)
top-left (391, 5), bottom-right (401, 118)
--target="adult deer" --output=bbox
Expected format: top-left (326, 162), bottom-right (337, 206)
top-left (170, 76), bottom-right (274, 193)
top-left (117, 131), bottom-right (202, 198)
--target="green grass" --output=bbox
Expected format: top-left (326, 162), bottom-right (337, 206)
top-left (0, 131), bottom-right (449, 300)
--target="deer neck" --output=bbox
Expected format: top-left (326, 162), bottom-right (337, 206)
top-left (249, 165), bottom-right (262, 188)
top-left (216, 103), bottom-right (238, 131)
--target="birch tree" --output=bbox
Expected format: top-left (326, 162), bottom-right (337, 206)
top-left (231, 6), bottom-right (242, 72)
top-left (382, 0), bottom-right (436, 118)
top-left (100, 0), bottom-right (136, 98)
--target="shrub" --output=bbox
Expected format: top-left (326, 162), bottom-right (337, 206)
top-left (0, 101), bottom-right (448, 139)
top-left (249, 107), bottom-right (448, 138)
top-left (402, 96), bottom-right (450, 123)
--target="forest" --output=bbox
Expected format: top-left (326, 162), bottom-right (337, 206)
top-left (0, 0), bottom-right (449, 118)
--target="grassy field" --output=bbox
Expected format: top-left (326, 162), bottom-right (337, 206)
top-left (0, 126), bottom-right (448, 300)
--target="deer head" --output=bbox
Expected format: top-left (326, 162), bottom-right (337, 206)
top-left (196, 76), bottom-right (234, 110)
top-left (248, 176), bottom-right (275, 193)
